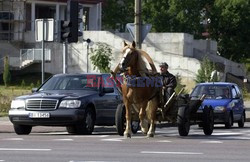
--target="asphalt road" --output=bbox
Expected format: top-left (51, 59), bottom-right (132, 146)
top-left (1, 123), bottom-right (250, 162)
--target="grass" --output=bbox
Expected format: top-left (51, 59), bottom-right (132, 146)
top-left (0, 85), bottom-right (31, 116)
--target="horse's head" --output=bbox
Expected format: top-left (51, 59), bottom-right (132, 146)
top-left (119, 41), bottom-right (139, 72)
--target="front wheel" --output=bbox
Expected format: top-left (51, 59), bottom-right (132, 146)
top-left (75, 107), bottom-right (95, 135)
top-left (225, 113), bottom-right (233, 129)
top-left (177, 106), bottom-right (190, 136)
top-left (13, 124), bottom-right (32, 135)
top-left (202, 106), bottom-right (214, 135)
top-left (238, 112), bottom-right (245, 128)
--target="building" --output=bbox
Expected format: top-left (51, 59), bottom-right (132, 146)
top-left (0, 0), bottom-right (247, 91)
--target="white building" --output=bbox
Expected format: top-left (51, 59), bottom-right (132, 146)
top-left (0, 0), bottom-right (247, 91)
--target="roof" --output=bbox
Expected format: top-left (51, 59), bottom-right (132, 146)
top-left (196, 82), bottom-right (237, 86)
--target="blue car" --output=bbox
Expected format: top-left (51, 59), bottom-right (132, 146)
top-left (190, 82), bottom-right (245, 128)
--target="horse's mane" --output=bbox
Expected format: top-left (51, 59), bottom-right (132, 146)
top-left (136, 49), bottom-right (157, 74)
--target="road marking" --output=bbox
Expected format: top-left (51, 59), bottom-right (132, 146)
top-left (2, 138), bottom-right (23, 141)
top-left (156, 140), bottom-right (172, 143)
top-left (53, 139), bottom-right (73, 141)
top-left (72, 135), bottom-right (109, 138)
top-left (141, 151), bottom-right (203, 155)
top-left (101, 138), bottom-right (123, 142)
top-left (0, 160), bottom-right (5, 162)
top-left (0, 148), bottom-right (51, 151)
top-left (200, 141), bottom-right (223, 144)
top-left (212, 132), bottom-right (243, 136)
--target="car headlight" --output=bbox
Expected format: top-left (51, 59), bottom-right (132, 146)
top-left (11, 100), bottom-right (25, 109)
top-left (59, 100), bottom-right (81, 108)
top-left (214, 106), bottom-right (226, 112)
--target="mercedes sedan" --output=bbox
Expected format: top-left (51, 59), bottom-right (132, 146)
top-left (9, 73), bottom-right (122, 135)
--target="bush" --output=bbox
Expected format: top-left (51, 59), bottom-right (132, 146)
top-left (30, 82), bottom-right (34, 89)
top-left (21, 80), bottom-right (25, 88)
top-left (3, 56), bottom-right (11, 87)
top-left (90, 43), bottom-right (112, 73)
top-left (195, 56), bottom-right (218, 83)
top-left (175, 74), bottom-right (188, 94)
top-left (36, 80), bottom-right (41, 87)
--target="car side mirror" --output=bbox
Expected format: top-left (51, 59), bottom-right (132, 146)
top-left (103, 87), bottom-right (114, 93)
top-left (31, 88), bottom-right (38, 93)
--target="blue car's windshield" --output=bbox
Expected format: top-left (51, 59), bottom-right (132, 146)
top-left (190, 85), bottom-right (231, 99)
top-left (38, 75), bottom-right (99, 91)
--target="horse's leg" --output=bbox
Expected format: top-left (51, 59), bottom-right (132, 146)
top-left (147, 97), bottom-right (158, 138)
top-left (139, 101), bottom-right (149, 134)
top-left (123, 90), bottom-right (132, 138)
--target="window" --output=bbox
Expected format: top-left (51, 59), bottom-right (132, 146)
top-left (232, 87), bottom-right (237, 98)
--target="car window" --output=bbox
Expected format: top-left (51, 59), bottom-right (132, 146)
top-left (38, 75), bottom-right (98, 91)
top-left (190, 85), bottom-right (231, 99)
top-left (231, 87), bottom-right (238, 98)
top-left (234, 85), bottom-right (242, 98)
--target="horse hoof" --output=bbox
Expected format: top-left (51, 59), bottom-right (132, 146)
top-left (147, 133), bottom-right (154, 138)
top-left (124, 133), bottom-right (132, 138)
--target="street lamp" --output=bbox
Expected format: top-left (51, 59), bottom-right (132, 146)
top-left (84, 38), bottom-right (93, 73)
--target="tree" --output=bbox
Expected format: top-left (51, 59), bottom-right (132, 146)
top-left (142, 0), bottom-right (250, 62)
top-left (3, 56), bottom-right (11, 87)
top-left (195, 56), bottom-right (217, 83)
top-left (210, 0), bottom-right (250, 62)
top-left (102, 0), bottom-right (134, 32)
top-left (90, 43), bottom-right (112, 73)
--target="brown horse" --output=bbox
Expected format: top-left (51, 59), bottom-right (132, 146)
top-left (112, 41), bottom-right (160, 138)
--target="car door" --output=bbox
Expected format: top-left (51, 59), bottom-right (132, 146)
top-left (95, 75), bottom-right (121, 125)
top-left (234, 85), bottom-right (244, 119)
top-left (231, 85), bottom-right (242, 120)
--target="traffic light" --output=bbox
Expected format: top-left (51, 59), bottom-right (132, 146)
top-left (59, 0), bottom-right (83, 43)
top-left (67, 0), bottom-right (83, 43)
top-left (60, 20), bottom-right (72, 42)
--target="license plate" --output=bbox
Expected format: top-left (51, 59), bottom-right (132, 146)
top-left (29, 112), bottom-right (50, 118)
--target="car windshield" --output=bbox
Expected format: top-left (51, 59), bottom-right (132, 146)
top-left (190, 85), bottom-right (231, 99)
top-left (38, 75), bottom-right (99, 91)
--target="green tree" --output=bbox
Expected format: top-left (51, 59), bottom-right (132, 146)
top-left (90, 43), bottom-right (112, 73)
top-left (210, 0), bottom-right (250, 62)
top-left (102, 0), bottom-right (134, 31)
top-left (141, 0), bottom-right (250, 62)
top-left (3, 56), bottom-right (11, 87)
top-left (195, 56), bottom-right (217, 83)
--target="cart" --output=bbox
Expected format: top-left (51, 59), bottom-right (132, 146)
top-left (115, 88), bottom-right (214, 136)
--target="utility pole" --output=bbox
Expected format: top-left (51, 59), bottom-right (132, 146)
top-left (135, 0), bottom-right (142, 49)
top-left (41, 19), bottom-right (45, 83)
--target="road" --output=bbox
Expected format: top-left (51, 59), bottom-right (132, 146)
top-left (1, 123), bottom-right (250, 162)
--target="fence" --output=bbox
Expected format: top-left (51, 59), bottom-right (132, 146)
top-left (20, 48), bottom-right (51, 63)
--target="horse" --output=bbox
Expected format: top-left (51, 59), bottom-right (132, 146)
top-left (111, 41), bottom-right (161, 138)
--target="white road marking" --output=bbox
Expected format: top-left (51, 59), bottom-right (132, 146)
top-left (141, 151), bottom-right (203, 155)
top-left (0, 148), bottom-right (51, 151)
top-left (53, 139), bottom-right (73, 141)
top-left (200, 141), bottom-right (223, 144)
top-left (2, 138), bottom-right (23, 141)
top-left (101, 138), bottom-right (123, 142)
top-left (212, 132), bottom-right (243, 136)
top-left (72, 135), bottom-right (109, 138)
top-left (0, 160), bottom-right (5, 162)
top-left (156, 140), bottom-right (172, 143)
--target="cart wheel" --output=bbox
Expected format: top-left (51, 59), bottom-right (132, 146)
top-left (177, 106), bottom-right (190, 136)
top-left (202, 106), bottom-right (214, 135)
top-left (115, 104), bottom-right (140, 136)
top-left (115, 104), bottom-right (126, 136)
